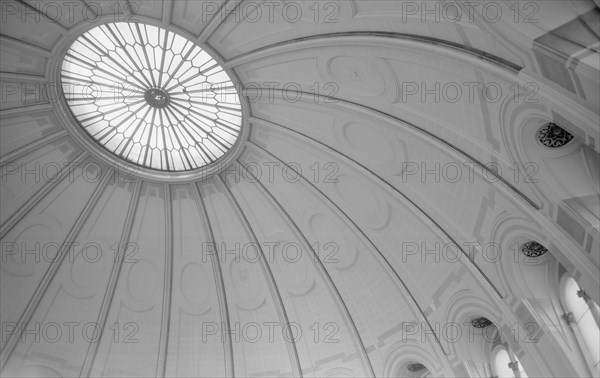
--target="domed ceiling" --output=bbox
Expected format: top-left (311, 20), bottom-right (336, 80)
top-left (1, 1), bottom-right (599, 377)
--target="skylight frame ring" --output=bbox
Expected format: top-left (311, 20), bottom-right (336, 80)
top-left (49, 17), bottom-right (250, 183)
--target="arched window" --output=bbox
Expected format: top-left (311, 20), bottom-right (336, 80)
top-left (491, 346), bottom-right (528, 378)
top-left (562, 276), bottom-right (600, 375)
top-left (493, 349), bottom-right (513, 378)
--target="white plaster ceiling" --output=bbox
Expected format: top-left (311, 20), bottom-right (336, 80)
top-left (0, 1), bottom-right (598, 377)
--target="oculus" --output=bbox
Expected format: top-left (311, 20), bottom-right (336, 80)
top-left (61, 22), bottom-right (242, 171)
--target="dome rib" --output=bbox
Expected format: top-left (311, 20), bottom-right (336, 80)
top-left (216, 174), bottom-right (305, 377)
top-left (192, 181), bottom-right (235, 377)
top-left (224, 32), bottom-right (522, 73)
top-left (157, 183), bottom-right (174, 377)
top-left (247, 115), bottom-right (507, 302)
top-left (0, 128), bottom-right (69, 167)
top-left (243, 141), bottom-right (448, 363)
top-left (234, 160), bottom-right (377, 377)
top-left (0, 166), bottom-right (114, 369)
top-left (79, 178), bottom-right (142, 377)
top-left (0, 151), bottom-right (89, 241)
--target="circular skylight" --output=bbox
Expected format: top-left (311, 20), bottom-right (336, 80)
top-left (61, 22), bottom-right (242, 172)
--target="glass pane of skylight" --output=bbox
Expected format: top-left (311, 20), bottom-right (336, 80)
top-left (61, 22), bottom-right (242, 172)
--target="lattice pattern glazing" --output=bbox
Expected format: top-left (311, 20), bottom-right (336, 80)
top-left (61, 22), bottom-right (242, 171)
top-left (407, 363), bottom-right (426, 372)
top-left (520, 241), bottom-right (548, 258)
top-left (471, 317), bottom-right (493, 328)
top-left (536, 122), bottom-right (574, 148)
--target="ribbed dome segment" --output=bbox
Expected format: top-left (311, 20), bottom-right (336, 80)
top-left (1, 1), bottom-right (599, 377)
